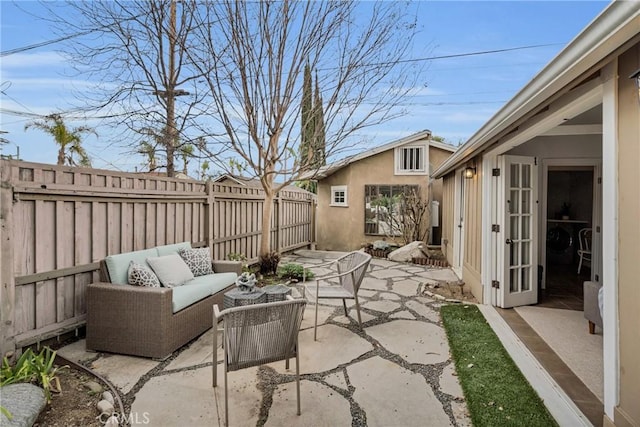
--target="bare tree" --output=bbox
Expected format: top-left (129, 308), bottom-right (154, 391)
top-left (189, 1), bottom-right (421, 257)
top-left (46, 0), bottom-right (210, 176)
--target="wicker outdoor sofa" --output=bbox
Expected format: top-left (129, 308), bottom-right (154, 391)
top-left (86, 242), bottom-right (241, 360)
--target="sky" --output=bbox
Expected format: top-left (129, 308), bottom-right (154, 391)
top-left (0, 0), bottom-right (609, 175)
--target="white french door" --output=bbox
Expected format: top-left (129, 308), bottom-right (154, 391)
top-left (498, 155), bottom-right (538, 308)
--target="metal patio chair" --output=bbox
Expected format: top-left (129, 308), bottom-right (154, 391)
top-left (213, 297), bottom-right (307, 427)
top-left (303, 251), bottom-right (372, 341)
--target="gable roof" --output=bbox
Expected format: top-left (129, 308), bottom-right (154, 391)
top-left (308, 130), bottom-right (457, 180)
top-left (432, 1), bottom-right (640, 179)
top-left (213, 173), bottom-right (312, 193)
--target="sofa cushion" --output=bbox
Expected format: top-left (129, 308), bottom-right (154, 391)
top-left (156, 242), bottom-right (192, 256)
top-left (171, 273), bottom-right (238, 313)
top-left (127, 261), bottom-right (161, 287)
top-left (179, 247), bottom-right (214, 276)
top-left (105, 248), bottom-right (159, 285)
top-left (147, 254), bottom-right (194, 288)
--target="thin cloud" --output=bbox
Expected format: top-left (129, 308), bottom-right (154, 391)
top-left (1, 51), bottom-right (66, 68)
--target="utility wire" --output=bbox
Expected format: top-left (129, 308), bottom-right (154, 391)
top-left (0, 30), bottom-right (95, 57)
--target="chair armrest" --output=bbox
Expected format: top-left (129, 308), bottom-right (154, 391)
top-left (212, 260), bottom-right (242, 275)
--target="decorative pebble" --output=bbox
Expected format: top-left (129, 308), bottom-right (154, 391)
top-left (102, 391), bottom-right (114, 405)
top-left (84, 380), bottom-right (103, 394)
top-left (104, 414), bottom-right (120, 427)
top-left (97, 399), bottom-right (115, 416)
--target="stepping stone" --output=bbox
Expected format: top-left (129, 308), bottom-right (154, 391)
top-left (360, 277), bottom-right (388, 291)
top-left (168, 328), bottom-right (215, 371)
top-left (266, 380), bottom-right (351, 427)
top-left (90, 354), bottom-right (159, 394)
top-left (390, 279), bottom-right (421, 296)
top-left (378, 292), bottom-right (400, 301)
top-left (366, 320), bottom-right (449, 365)
top-left (405, 300), bottom-right (440, 323)
top-left (439, 363), bottom-right (464, 399)
top-left (334, 310), bottom-right (376, 324)
top-left (390, 310), bottom-right (416, 320)
top-left (415, 269), bottom-right (460, 282)
top-left (273, 325), bottom-right (372, 375)
top-left (369, 269), bottom-right (411, 279)
top-left (56, 339), bottom-right (96, 364)
top-left (324, 371), bottom-right (348, 391)
top-left (362, 300), bottom-right (401, 313)
top-left (347, 356), bottom-right (452, 427)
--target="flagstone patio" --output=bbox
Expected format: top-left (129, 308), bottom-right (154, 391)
top-left (58, 250), bottom-right (471, 426)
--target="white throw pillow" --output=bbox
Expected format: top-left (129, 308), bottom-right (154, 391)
top-left (146, 254), bottom-right (194, 288)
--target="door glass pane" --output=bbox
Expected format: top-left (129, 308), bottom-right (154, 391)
top-left (521, 216), bottom-right (530, 239)
top-left (510, 216), bottom-right (519, 239)
top-left (522, 164), bottom-right (531, 188)
top-left (510, 164), bottom-right (519, 187)
top-left (521, 242), bottom-right (530, 265)
top-left (521, 267), bottom-right (531, 291)
top-left (521, 190), bottom-right (531, 214)
top-left (510, 268), bottom-right (518, 292)
top-left (510, 242), bottom-right (519, 266)
top-left (510, 191), bottom-right (519, 214)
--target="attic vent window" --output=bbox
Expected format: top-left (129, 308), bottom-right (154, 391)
top-left (395, 144), bottom-right (428, 175)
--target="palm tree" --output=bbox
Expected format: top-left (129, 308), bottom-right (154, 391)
top-left (25, 114), bottom-right (95, 167)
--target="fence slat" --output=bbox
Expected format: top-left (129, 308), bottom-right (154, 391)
top-left (2, 160), bottom-right (315, 352)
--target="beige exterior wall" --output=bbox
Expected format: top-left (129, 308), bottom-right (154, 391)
top-left (613, 43), bottom-right (640, 427)
top-left (316, 145), bottom-right (452, 251)
top-left (441, 174), bottom-right (455, 266)
top-left (462, 159), bottom-right (483, 302)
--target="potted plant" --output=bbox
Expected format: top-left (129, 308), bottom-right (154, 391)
top-left (560, 202), bottom-right (571, 220)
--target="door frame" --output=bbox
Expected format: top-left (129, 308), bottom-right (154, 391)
top-left (452, 168), bottom-right (466, 278)
top-left (540, 158), bottom-right (602, 288)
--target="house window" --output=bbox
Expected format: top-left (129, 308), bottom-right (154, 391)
top-left (364, 185), bottom-right (419, 235)
top-left (395, 144), bottom-right (427, 175)
top-left (330, 185), bottom-right (348, 207)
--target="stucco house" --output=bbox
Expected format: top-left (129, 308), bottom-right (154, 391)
top-left (432, 2), bottom-right (639, 426)
top-left (310, 130), bottom-right (456, 251)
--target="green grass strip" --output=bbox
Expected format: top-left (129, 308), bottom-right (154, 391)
top-left (441, 304), bottom-right (558, 427)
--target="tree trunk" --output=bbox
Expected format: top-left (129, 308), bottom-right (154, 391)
top-left (260, 190), bottom-right (275, 257)
top-left (57, 147), bottom-right (65, 165)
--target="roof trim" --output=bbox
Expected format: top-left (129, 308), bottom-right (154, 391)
top-left (309, 130), bottom-right (456, 180)
top-left (432, 1), bottom-right (640, 179)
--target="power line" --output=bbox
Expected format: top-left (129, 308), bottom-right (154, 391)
top-left (0, 30), bottom-right (95, 57)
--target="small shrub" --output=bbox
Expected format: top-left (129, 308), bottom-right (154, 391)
top-left (278, 263), bottom-right (314, 282)
top-left (227, 252), bottom-right (250, 272)
top-left (1, 347), bottom-right (66, 402)
top-left (227, 252), bottom-right (247, 263)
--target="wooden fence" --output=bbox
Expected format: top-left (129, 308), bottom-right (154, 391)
top-left (0, 160), bottom-right (316, 355)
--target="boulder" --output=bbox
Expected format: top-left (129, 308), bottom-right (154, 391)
top-left (388, 241), bottom-right (428, 263)
top-left (0, 383), bottom-right (46, 427)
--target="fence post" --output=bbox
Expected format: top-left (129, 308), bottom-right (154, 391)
top-left (204, 181), bottom-right (215, 251)
top-left (0, 160), bottom-right (16, 356)
top-left (311, 197), bottom-right (317, 250)
top-left (276, 193), bottom-right (283, 252)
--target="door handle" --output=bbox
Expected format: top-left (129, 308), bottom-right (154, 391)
top-left (505, 238), bottom-right (512, 245)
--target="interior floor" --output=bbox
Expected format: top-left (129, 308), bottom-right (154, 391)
top-left (498, 307), bottom-right (604, 426)
top-left (537, 263), bottom-right (590, 310)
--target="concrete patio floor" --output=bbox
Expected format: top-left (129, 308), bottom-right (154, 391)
top-left (58, 250), bottom-right (472, 426)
